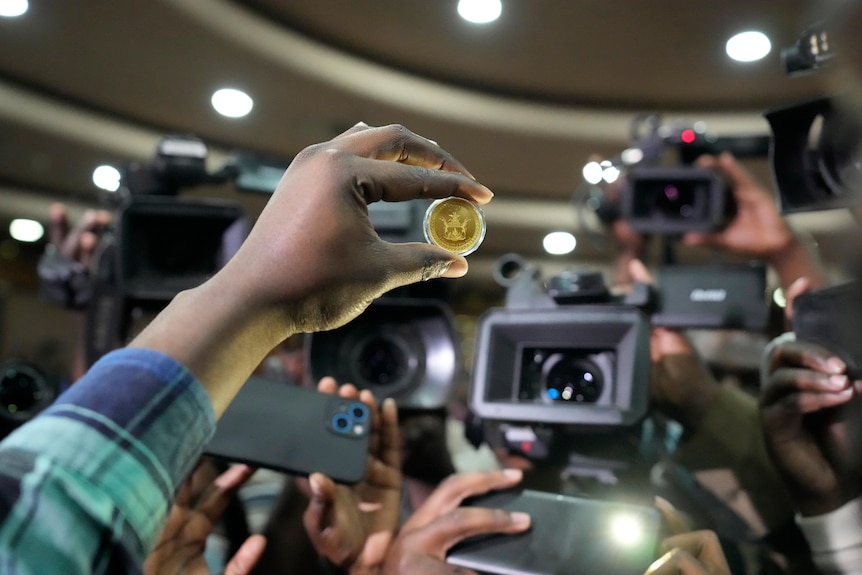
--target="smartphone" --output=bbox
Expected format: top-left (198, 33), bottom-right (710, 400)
top-left (446, 488), bottom-right (661, 575)
top-left (205, 376), bottom-right (371, 484)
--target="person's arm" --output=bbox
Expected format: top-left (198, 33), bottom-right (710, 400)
top-left (0, 347), bottom-right (216, 572)
top-left (683, 152), bottom-right (826, 291)
top-left (129, 123), bottom-right (492, 417)
top-left (0, 123), bottom-right (493, 574)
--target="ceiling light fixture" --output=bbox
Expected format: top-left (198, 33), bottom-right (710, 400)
top-left (9, 219), bottom-right (43, 243)
top-left (458, 0), bottom-right (502, 24)
top-left (543, 231), bottom-right (576, 255)
top-left (92, 165), bottom-right (121, 192)
top-left (211, 88), bottom-right (254, 118)
top-left (0, 0), bottom-right (27, 18)
top-left (726, 30), bottom-right (771, 63)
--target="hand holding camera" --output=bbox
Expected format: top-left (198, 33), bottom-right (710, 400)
top-left (681, 152), bottom-right (794, 260)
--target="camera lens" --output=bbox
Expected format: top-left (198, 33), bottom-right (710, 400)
top-left (543, 354), bottom-right (604, 404)
top-left (656, 183), bottom-right (696, 219)
top-left (332, 413), bottom-right (351, 433)
top-left (349, 401), bottom-right (369, 423)
top-left (0, 365), bottom-right (45, 417)
top-left (355, 336), bottom-right (410, 387)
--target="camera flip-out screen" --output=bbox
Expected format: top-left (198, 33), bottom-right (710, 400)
top-left (470, 306), bottom-right (650, 428)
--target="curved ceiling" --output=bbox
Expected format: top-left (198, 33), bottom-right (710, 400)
top-left (0, 0), bottom-right (855, 293)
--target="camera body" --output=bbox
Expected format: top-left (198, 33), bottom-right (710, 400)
top-left (471, 305), bottom-right (650, 429)
top-left (0, 361), bottom-right (59, 440)
top-left (470, 256), bottom-right (768, 431)
top-left (307, 298), bottom-right (459, 410)
top-left (83, 136), bottom-right (250, 365)
top-left (622, 167), bottom-right (734, 234)
top-left (766, 95), bottom-right (862, 214)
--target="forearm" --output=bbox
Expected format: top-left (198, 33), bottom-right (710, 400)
top-left (128, 270), bottom-right (289, 417)
top-left (674, 384), bottom-right (795, 531)
top-left (767, 233), bottom-right (827, 292)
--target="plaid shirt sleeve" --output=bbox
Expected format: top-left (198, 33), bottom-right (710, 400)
top-left (0, 348), bottom-right (216, 574)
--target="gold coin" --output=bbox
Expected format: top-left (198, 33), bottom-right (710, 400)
top-left (423, 197), bottom-right (486, 256)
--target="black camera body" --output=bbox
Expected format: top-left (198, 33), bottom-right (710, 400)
top-left (470, 256), bottom-right (768, 431)
top-left (766, 95), bottom-right (862, 214)
top-left (306, 298), bottom-right (459, 410)
top-left (622, 167), bottom-right (734, 234)
top-left (84, 136), bottom-right (250, 366)
top-left (471, 305), bottom-right (651, 429)
top-left (0, 360), bottom-right (59, 440)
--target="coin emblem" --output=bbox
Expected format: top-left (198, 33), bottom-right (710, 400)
top-left (423, 197), bottom-right (486, 256)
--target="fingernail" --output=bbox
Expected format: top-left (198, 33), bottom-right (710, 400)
top-left (828, 357), bottom-right (847, 374)
top-left (309, 474), bottom-right (323, 497)
top-left (503, 468), bottom-right (523, 480)
top-left (383, 397), bottom-right (397, 412)
top-left (442, 258), bottom-right (468, 278)
top-left (511, 512), bottom-right (531, 528)
top-left (355, 121), bottom-right (368, 127)
top-left (828, 375), bottom-right (849, 390)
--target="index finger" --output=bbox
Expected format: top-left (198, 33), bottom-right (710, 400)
top-left (420, 506), bottom-right (530, 558)
top-left (332, 124), bottom-right (476, 179)
top-left (769, 340), bottom-right (846, 375)
top-left (404, 469), bottom-right (523, 532)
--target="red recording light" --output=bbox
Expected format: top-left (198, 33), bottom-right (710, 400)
top-left (681, 129), bottom-right (697, 144)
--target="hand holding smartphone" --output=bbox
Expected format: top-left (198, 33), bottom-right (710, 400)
top-left (205, 376), bottom-right (371, 483)
top-left (446, 488), bottom-right (661, 575)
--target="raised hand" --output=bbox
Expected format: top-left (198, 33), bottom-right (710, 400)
top-left (130, 123), bottom-right (495, 416)
top-left (145, 460), bottom-right (266, 575)
top-left (302, 378), bottom-right (402, 573)
top-left (380, 469), bottom-right (530, 574)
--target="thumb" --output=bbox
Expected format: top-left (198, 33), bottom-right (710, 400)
top-left (379, 242), bottom-right (469, 287)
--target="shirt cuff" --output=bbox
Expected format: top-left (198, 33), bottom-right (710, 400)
top-left (798, 497), bottom-right (862, 573)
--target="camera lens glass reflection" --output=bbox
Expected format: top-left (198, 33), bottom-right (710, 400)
top-left (544, 354), bottom-right (604, 403)
top-left (0, 366), bottom-right (44, 416)
top-left (656, 183), bottom-right (697, 219)
top-left (356, 337), bottom-right (409, 387)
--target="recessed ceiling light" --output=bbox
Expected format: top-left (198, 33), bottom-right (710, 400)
top-left (458, 0), bottom-right (502, 24)
top-left (211, 88), bottom-right (253, 118)
top-left (9, 218), bottom-right (43, 242)
top-left (92, 165), bottom-right (121, 192)
top-left (726, 31), bottom-right (771, 63)
top-left (0, 0), bottom-right (28, 18)
top-left (543, 231), bottom-right (576, 255)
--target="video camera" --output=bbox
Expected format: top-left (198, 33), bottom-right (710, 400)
top-left (82, 135), bottom-right (256, 366)
top-left (469, 254), bottom-right (768, 432)
top-left (0, 360), bottom-right (59, 440)
top-left (765, 14), bottom-right (862, 214)
top-left (584, 115), bottom-right (769, 235)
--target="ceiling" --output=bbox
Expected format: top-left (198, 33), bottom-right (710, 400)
top-left (0, 0), bottom-right (856, 296)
